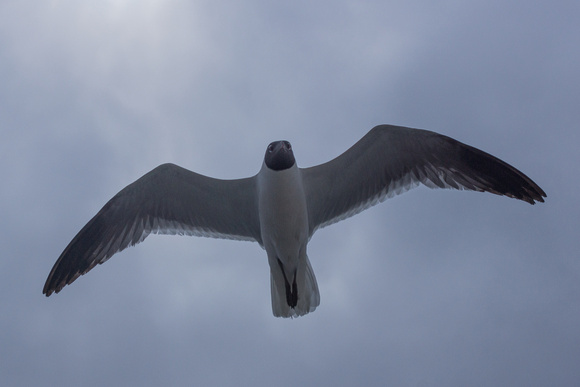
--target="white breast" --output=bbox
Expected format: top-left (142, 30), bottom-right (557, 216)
top-left (257, 162), bottom-right (309, 267)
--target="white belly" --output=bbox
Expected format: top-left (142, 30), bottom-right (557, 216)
top-left (257, 163), bottom-right (309, 267)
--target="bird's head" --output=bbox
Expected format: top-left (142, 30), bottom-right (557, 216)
top-left (264, 140), bottom-right (295, 171)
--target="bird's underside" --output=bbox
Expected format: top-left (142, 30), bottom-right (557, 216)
top-left (43, 124), bottom-right (546, 317)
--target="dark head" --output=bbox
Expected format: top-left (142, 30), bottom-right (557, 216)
top-left (264, 140), bottom-right (295, 171)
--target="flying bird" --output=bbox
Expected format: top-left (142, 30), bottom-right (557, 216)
top-left (44, 125), bottom-right (546, 317)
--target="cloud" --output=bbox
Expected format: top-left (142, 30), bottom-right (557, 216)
top-left (1, 1), bottom-right (578, 386)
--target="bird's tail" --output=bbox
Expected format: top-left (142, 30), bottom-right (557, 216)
top-left (270, 255), bottom-right (320, 318)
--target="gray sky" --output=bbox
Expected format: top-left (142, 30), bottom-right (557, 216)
top-left (1, 1), bottom-right (578, 386)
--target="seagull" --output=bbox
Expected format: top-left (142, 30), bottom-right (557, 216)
top-left (43, 125), bottom-right (546, 317)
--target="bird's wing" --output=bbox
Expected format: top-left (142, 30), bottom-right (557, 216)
top-left (301, 124), bottom-right (546, 235)
top-left (44, 163), bottom-right (261, 295)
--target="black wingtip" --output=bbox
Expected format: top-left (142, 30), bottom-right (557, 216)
top-left (456, 140), bottom-right (547, 206)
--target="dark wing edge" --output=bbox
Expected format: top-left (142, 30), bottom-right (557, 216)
top-left (301, 125), bottom-right (546, 235)
top-left (43, 163), bottom-right (261, 296)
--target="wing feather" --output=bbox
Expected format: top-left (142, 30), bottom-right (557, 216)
top-left (301, 125), bottom-right (546, 235)
top-left (44, 163), bottom-right (261, 296)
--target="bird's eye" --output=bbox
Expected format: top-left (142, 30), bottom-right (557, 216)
top-left (267, 144), bottom-right (275, 152)
top-left (284, 141), bottom-right (292, 150)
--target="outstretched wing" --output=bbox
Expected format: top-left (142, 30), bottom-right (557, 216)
top-left (44, 163), bottom-right (261, 296)
top-left (301, 125), bottom-right (546, 235)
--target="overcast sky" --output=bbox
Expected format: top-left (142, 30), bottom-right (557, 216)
top-left (1, 0), bottom-right (578, 386)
